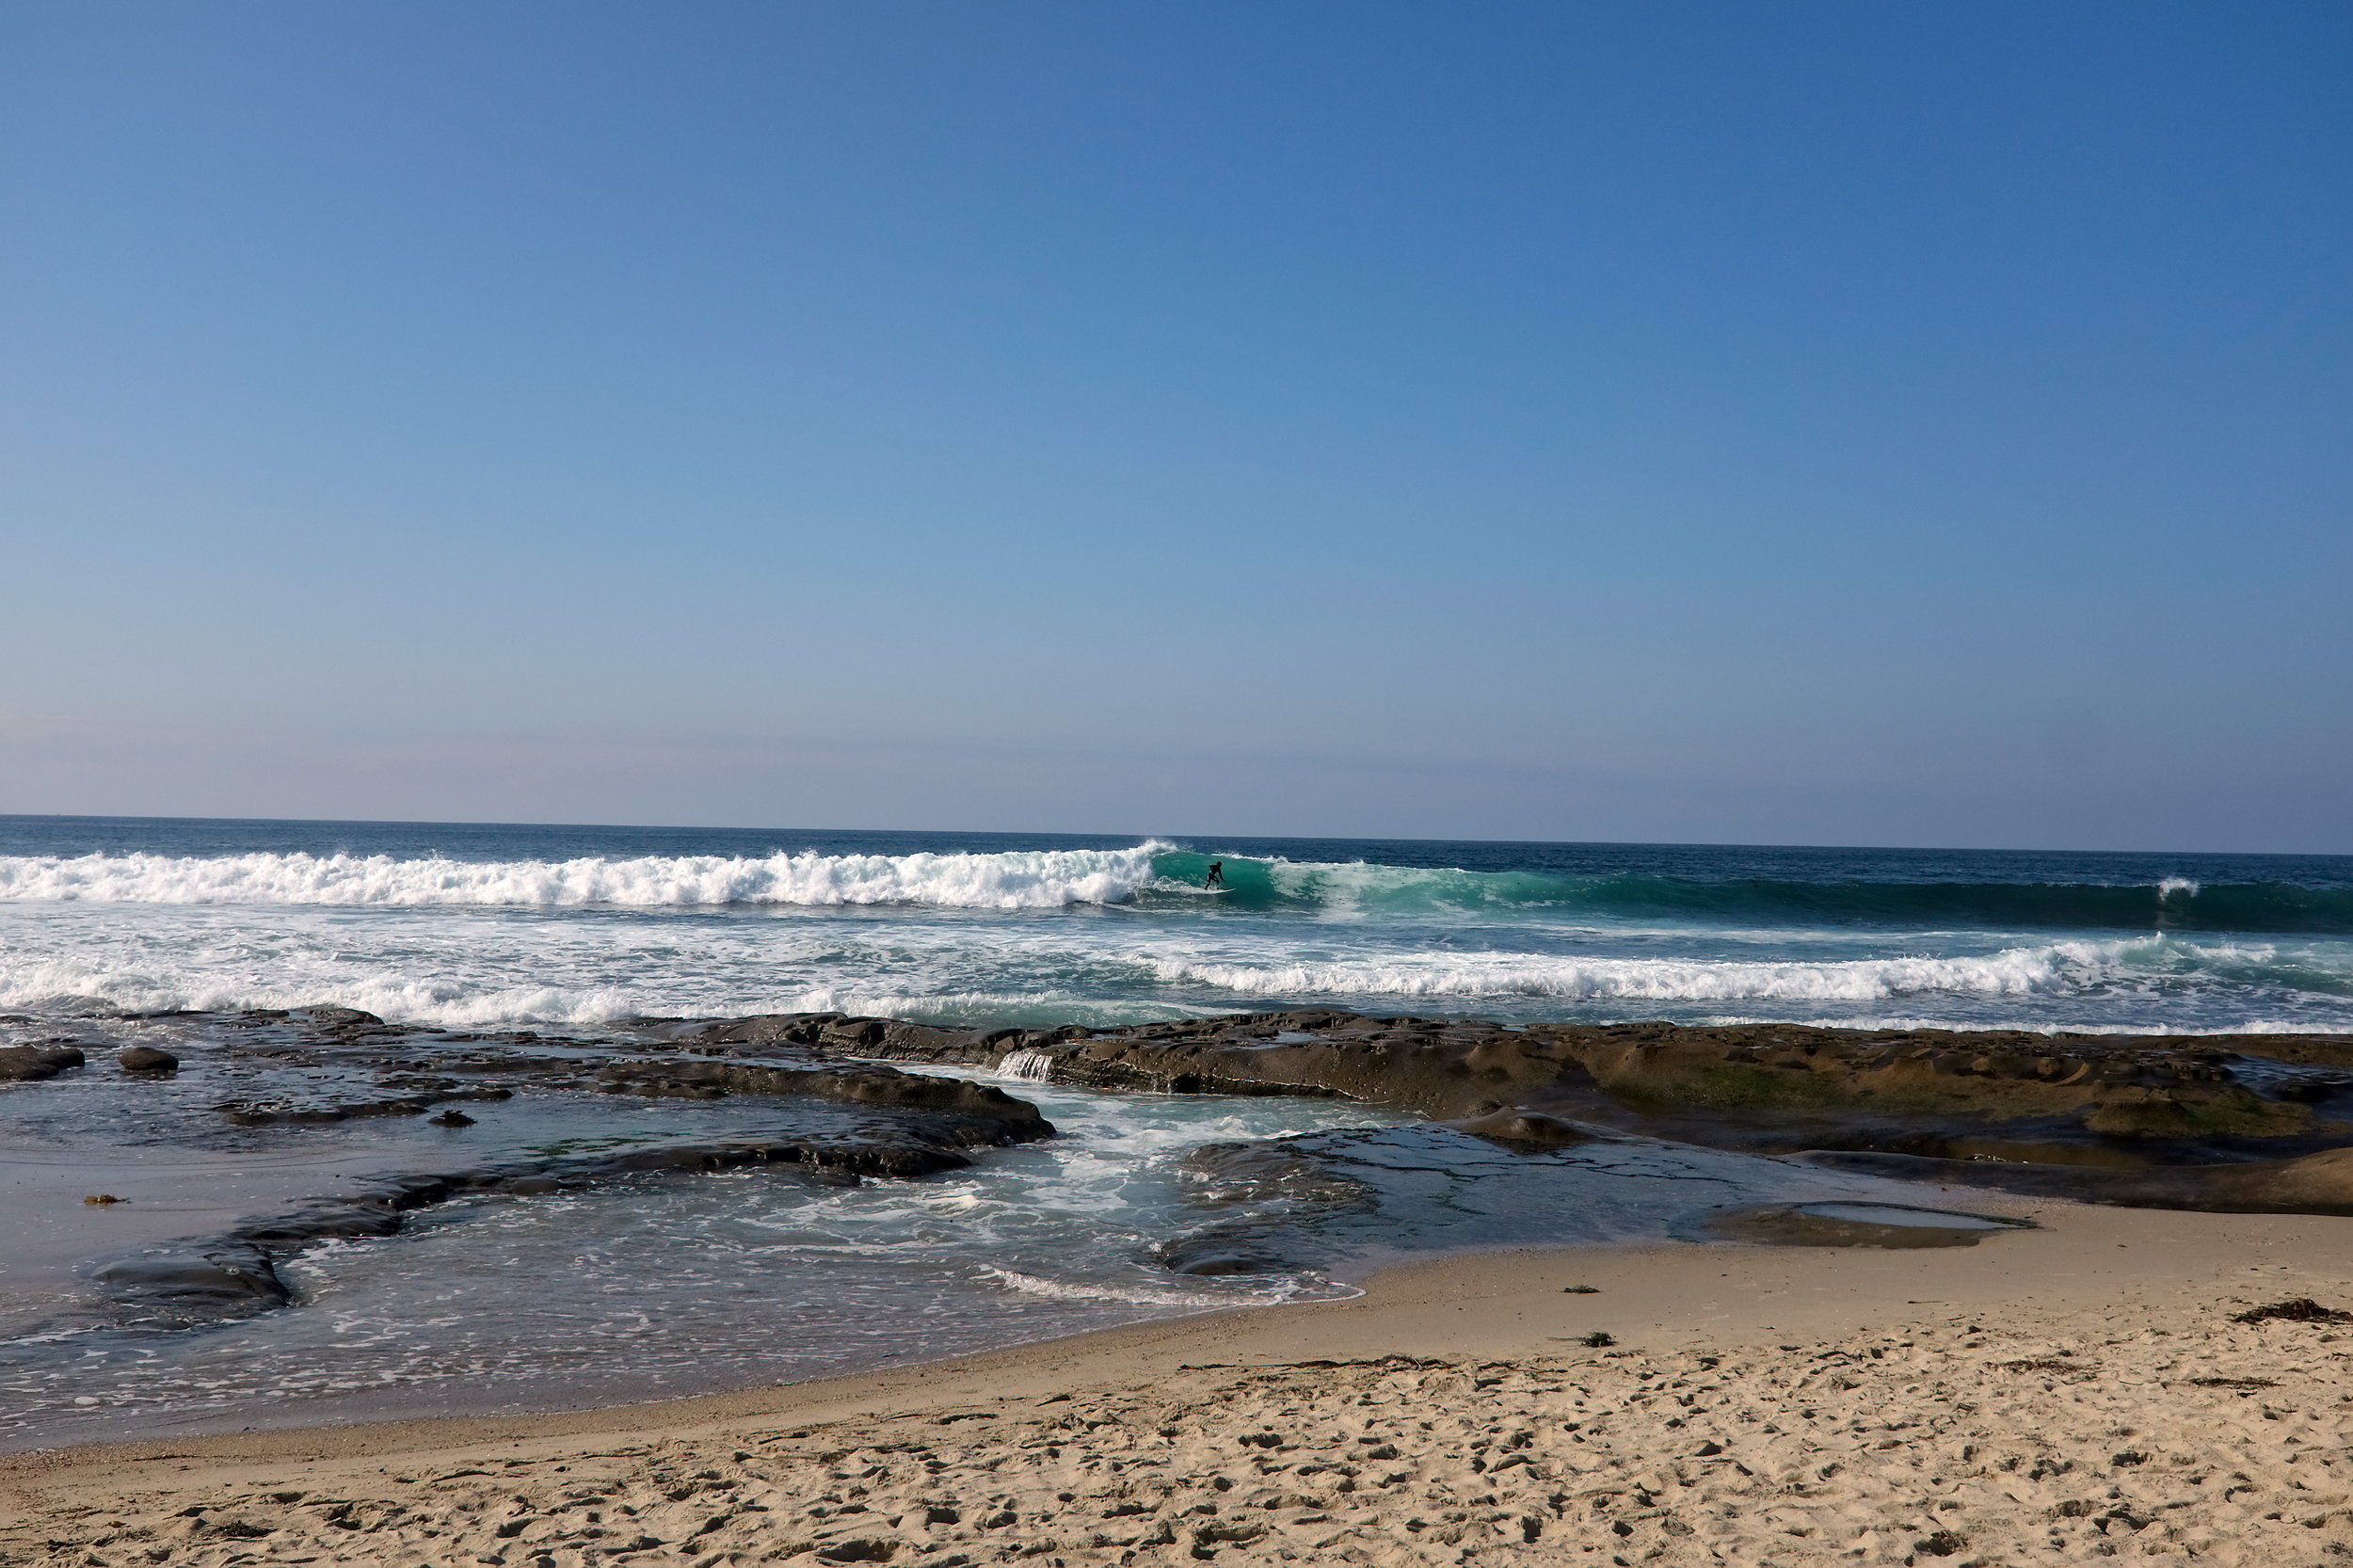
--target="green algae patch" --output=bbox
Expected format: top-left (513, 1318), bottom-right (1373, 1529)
top-left (1608, 1062), bottom-right (1864, 1112)
top-left (2081, 1091), bottom-right (2312, 1140)
top-left (1593, 1056), bottom-right (2316, 1139)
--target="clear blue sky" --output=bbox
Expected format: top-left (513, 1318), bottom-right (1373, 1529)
top-left (2, 2), bottom-right (2346, 851)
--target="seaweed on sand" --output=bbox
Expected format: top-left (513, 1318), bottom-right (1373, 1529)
top-left (2229, 1297), bottom-right (2351, 1325)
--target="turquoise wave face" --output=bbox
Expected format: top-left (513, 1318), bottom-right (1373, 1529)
top-left (1145, 851), bottom-right (2353, 934)
top-left (1146, 850), bottom-right (1573, 914)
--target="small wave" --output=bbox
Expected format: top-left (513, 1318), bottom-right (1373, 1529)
top-left (1145, 939), bottom-right (2197, 1003)
top-left (1696, 1013), bottom-right (2341, 1036)
top-left (980, 1266), bottom-right (1348, 1307)
top-left (790, 990), bottom-right (1218, 1031)
top-left (0, 845), bottom-right (1171, 912)
top-left (0, 957), bottom-right (651, 1029)
top-left (0, 959), bottom-right (1223, 1033)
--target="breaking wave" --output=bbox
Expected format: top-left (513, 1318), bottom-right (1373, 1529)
top-left (1145, 851), bottom-right (2353, 933)
top-left (0, 843), bottom-right (2345, 935)
top-left (0, 844), bottom-right (1171, 911)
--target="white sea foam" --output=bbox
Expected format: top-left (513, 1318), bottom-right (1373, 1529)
top-left (1712, 1014), bottom-right (2337, 1036)
top-left (1144, 940), bottom-right (2156, 1002)
top-left (0, 956), bottom-right (651, 1029)
top-left (997, 1049), bottom-right (1057, 1081)
top-left (790, 989), bottom-right (1216, 1031)
top-left (0, 845), bottom-right (1171, 911)
top-left (980, 1266), bottom-right (1347, 1307)
top-left (0, 958), bottom-right (1216, 1033)
top-left (2159, 876), bottom-right (2202, 899)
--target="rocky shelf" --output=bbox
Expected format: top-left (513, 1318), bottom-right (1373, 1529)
top-left (709, 1008), bottom-right (2353, 1217)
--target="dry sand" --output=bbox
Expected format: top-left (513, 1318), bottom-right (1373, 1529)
top-left (4, 1198), bottom-right (2349, 1567)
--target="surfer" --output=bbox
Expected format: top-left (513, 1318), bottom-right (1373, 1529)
top-left (1204, 861), bottom-right (1225, 888)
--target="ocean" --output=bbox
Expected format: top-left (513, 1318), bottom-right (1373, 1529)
top-left (4, 816), bottom-right (2348, 1035)
top-left (2, 815), bottom-right (2348, 1449)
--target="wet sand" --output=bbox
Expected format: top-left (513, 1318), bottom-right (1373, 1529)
top-left (3, 1198), bottom-right (2348, 1566)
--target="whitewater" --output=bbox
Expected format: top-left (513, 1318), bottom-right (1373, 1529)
top-left (0, 843), bottom-right (1170, 910)
top-left (0, 817), bottom-right (2347, 1035)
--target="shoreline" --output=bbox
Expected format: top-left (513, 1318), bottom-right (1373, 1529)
top-left (6, 1197), bottom-right (2349, 1564)
top-left (0, 1192), bottom-right (2316, 1466)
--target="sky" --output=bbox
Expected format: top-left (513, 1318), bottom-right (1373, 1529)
top-left (0, 2), bottom-right (2346, 853)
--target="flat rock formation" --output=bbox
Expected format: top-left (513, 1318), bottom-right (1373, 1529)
top-left (596, 1051), bottom-right (1049, 1133)
top-left (1802, 1144), bottom-right (2353, 1216)
top-left (712, 1008), bottom-right (2353, 1214)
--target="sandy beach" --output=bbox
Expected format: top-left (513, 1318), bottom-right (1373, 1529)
top-left (5, 1198), bottom-right (2347, 1567)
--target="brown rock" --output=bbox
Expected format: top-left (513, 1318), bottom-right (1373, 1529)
top-left (0, 1044), bottom-right (85, 1080)
top-left (1454, 1108), bottom-right (1594, 1148)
